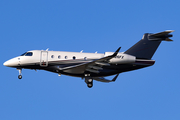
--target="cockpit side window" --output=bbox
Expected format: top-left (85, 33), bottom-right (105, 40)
top-left (21, 52), bottom-right (33, 56)
top-left (25, 52), bottom-right (33, 56)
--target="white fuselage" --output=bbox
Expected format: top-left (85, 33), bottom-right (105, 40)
top-left (4, 50), bottom-right (136, 68)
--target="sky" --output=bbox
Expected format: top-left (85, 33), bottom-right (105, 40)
top-left (0, 0), bottom-right (180, 120)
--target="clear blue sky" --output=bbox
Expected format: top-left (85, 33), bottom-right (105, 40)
top-left (1, 0), bottom-right (180, 120)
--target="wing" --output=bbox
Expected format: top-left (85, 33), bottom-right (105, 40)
top-left (93, 74), bottom-right (119, 83)
top-left (61, 47), bottom-right (121, 74)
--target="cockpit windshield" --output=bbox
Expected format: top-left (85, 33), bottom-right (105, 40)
top-left (21, 52), bottom-right (27, 56)
top-left (21, 52), bottom-right (33, 56)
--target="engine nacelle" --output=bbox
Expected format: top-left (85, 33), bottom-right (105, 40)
top-left (104, 52), bottom-right (136, 64)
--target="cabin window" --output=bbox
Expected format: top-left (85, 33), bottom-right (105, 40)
top-left (58, 55), bottom-right (61, 59)
top-left (51, 55), bottom-right (54, 58)
top-left (84, 57), bottom-right (87, 60)
top-left (65, 56), bottom-right (68, 59)
top-left (73, 56), bottom-right (76, 60)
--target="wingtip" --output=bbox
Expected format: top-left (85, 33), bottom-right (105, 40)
top-left (112, 74), bottom-right (119, 82)
top-left (115, 47), bottom-right (121, 54)
top-left (165, 30), bottom-right (175, 33)
top-left (111, 47), bottom-right (121, 57)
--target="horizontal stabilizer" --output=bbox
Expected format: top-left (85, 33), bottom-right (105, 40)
top-left (93, 74), bottom-right (119, 83)
top-left (149, 30), bottom-right (174, 41)
top-left (149, 30), bottom-right (174, 37)
top-left (165, 38), bottom-right (173, 41)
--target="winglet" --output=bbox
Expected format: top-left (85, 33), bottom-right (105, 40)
top-left (112, 47), bottom-right (121, 57)
top-left (112, 74), bottom-right (119, 81)
top-left (93, 73), bottom-right (119, 83)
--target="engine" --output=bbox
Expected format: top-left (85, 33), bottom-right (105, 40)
top-left (104, 52), bottom-right (136, 64)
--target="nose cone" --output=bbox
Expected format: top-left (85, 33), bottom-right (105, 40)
top-left (3, 57), bottom-right (19, 67)
top-left (3, 61), bottom-right (9, 66)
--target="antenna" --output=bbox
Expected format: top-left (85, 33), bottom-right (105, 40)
top-left (95, 51), bottom-right (98, 53)
top-left (80, 50), bottom-right (83, 53)
top-left (46, 48), bottom-right (49, 51)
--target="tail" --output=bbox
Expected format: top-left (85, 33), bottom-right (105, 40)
top-left (124, 30), bottom-right (174, 59)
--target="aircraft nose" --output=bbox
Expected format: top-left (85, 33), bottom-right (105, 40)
top-left (3, 61), bottom-right (9, 66)
top-left (3, 58), bottom-right (19, 67)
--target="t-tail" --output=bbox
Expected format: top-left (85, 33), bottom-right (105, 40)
top-left (124, 30), bottom-right (174, 59)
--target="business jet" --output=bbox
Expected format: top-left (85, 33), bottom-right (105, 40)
top-left (3, 30), bottom-right (174, 88)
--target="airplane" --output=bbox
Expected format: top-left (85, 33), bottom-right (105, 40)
top-left (3, 30), bottom-right (174, 88)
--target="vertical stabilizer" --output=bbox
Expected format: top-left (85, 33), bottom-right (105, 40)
top-left (124, 30), bottom-right (174, 59)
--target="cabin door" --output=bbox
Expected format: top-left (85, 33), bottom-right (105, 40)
top-left (40, 51), bottom-right (48, 67)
